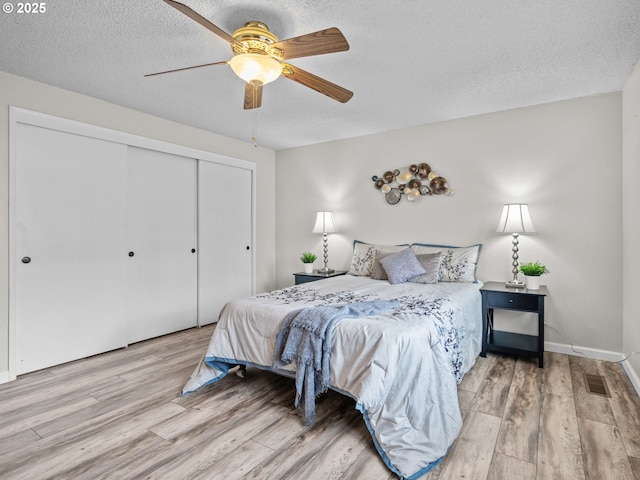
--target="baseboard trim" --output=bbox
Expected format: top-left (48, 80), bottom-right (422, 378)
top-left (545, 341), bottom-right (640, 397)
top-left (622, 360), bottom-right (640, 397)
top-left (544, 341), bottom-right (623, 362)
top-left (0, 370), bottom-right (16, 384)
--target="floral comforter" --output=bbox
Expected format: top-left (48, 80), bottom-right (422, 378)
top-left (182, 275), bottom-right (482, 479)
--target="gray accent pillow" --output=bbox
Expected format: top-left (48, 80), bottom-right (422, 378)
top-left (371, 246), bottom-right (408, 280)
top-left (379, 247), bottom-right (427, 284)
top-left (410, 253), bottom-right (442, 284)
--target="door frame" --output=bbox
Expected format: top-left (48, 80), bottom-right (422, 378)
top-left (8, 106), bottom-right (256, 379)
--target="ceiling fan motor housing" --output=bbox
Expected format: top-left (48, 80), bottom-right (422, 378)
top-left (231, 21), bottom-right (284, 60)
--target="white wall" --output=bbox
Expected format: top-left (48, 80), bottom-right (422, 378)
top-left (623, 60), bottom-right (640, 387)
top-left (276, 94), bottom-right (623, 355)
top-left (0, 71), bottom-right (277, 379)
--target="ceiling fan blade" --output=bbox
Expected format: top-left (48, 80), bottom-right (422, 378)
top-left (145, 60), bottom-right (228, 77)
top-left (271, 27), bottom-right (349, 60)
top-left (282, 64), bottom-right (353, 103)
top-left (244, 81), bottom-right (263, 110)
top-left (162, 0), bottom-right (244, 49)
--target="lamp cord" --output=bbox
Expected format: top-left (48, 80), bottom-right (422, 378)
top-left (544, 323), bottom-right (640, 364)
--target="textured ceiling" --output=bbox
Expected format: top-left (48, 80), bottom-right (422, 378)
top-left (1, 0), bottom-right (639, 150)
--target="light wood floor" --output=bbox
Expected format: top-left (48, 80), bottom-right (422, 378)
top-left (1, 325), bottom-right (639, 480)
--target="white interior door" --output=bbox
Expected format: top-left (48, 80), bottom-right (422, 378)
top-left (126, 147), bottom-right (198, 344)
top-left (13, 124), bottom-right (128, 375)
top-left (198, 161), bottom-right (253, 325)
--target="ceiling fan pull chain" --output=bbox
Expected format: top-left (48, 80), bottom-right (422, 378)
top-left (251, 109), bottom-right (258, 148)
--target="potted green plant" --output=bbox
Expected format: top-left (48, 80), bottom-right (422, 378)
top-left (519, 261), bottom-right (549, 290)
top-left (300, 251), bottom-right (317, 274)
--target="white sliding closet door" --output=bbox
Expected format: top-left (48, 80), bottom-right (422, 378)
top-left (14, 124), bottom-right (128, 375)
top-left (198, 161), bottom-right (253, 325)
top-left (126, 147), bottom-right (198, 343)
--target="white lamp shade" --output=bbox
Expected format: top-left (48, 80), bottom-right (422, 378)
top-left (229, 53), bottom-right (281, 85)
top-left (496, 204), bottom-right (536, 234)
top-left (312, 211), bottom-right (337, 234)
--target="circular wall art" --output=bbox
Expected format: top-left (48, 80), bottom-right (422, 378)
top-left (371, 163), bottom-right (453, 204)
top-left (385, 188), bottom-right (401, 205)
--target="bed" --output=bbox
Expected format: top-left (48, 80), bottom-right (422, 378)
top-left (182, 243), bottom-right (483, 480)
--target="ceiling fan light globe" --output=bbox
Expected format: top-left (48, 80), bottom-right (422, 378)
top-left (229, 54), bottom-right (281, 85)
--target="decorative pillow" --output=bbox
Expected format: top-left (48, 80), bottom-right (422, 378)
top-left (349, 241), bottom-right (409, 277)
top-left (348, 241), bottom-right (375, 276)
top-left (409, 252), bottom-right (442, 284)
top-left (379, 247), bottom-right (427, 284)
top-left (411, 243), bottom-right (482, 283)
top-left (371, 246), bottom-right (409, 280)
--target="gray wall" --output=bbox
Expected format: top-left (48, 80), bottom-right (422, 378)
top-left (623, 61), bottom-right (640, 385)
top-left (276, 93), bottom-right (624, 359)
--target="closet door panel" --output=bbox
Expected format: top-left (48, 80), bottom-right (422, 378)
top-left (14, 124), bottom-right (128, 375)
top-left (198, 161), bottom-right (253, 325)
top-left (126, 147), bottom-right (198, 344)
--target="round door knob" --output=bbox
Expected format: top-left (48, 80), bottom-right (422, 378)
top-left (21, 256), bottom-right (31, 264)
top-left (128, 251), bottom-right (135, 257)
top-left (191, 248), bottom-right (196, 253)
top-left (246, 246), bottom-right (250, 250)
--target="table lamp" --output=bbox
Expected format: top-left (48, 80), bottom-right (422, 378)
top-left (496, 203), bottom-right (536, 288)
top-left (312, 211), bottom-right (337, 274)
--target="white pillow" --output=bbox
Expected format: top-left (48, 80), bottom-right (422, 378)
top-left (348, 241), bottom-right (408, 277)
top-left (411, 243), bottom-right (482, 283)
top-left (348, 241), bottom-right (375, 276)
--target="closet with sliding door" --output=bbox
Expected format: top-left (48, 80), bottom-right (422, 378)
top-left (9, 107), bottom-right (255, 376)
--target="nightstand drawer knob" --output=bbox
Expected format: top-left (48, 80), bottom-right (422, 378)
top-left (509, 299), bottom-right (514, 303)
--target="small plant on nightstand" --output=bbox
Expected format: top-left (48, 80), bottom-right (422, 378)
top-left (519, 261), bottom-right (548, 290)
top-left (300, 251), bottom-right (317, 263)
top-left (300, 251), bottom-right (317, 273)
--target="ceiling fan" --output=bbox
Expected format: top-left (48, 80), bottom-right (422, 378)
top-left (146, 0), bottom-right (354, 109)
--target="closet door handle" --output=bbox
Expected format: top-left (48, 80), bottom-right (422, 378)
top-left (22, 256), bottom-right (31, 264)
top-left (191, 248), bottom-right (196, 253)
top-left (128, 251), bottom-right (135, 257)
top-left (246, 246), bottom-right (250, 250)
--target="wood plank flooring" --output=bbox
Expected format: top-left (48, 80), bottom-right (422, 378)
top-left (1, 325), bottom-right (639, 479)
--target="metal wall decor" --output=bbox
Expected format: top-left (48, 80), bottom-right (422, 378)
top-left (372, 163), bottom-right (452, 204)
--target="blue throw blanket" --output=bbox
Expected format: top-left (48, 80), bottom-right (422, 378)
top-left (273, 300), bottom-right (399, 425)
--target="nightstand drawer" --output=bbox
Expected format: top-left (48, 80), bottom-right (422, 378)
top-left (293, 270), bottom-right (348, 285)
top-left (484, 291), bottom-right (539, 311)
top-left (295, 274), bottom-right (321, 285)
